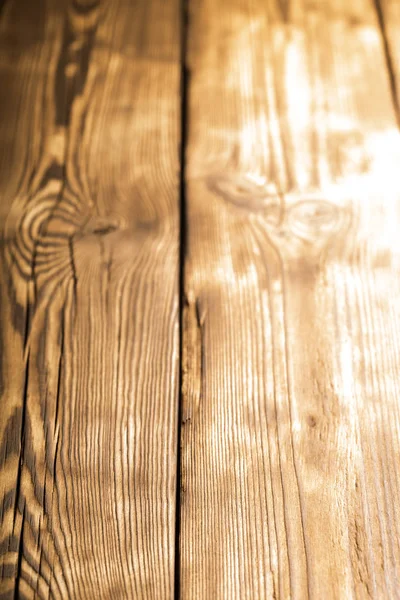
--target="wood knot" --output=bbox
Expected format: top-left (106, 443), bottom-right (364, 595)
top-left (80, 216), bottom-right (120, 237)
top-left (207, 173), bottom-right (281, 223)
top-left (307, 415), bottom-right (317, 428)
top-left (207, 173), bottom-right (350, 251)
top-left (286, 198), bottom-right (343, 244)
top-left (92, 224), bottom-right (118, 236)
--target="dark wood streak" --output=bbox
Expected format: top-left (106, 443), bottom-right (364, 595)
top-left (277, 0), bottom-right (291, 23)
top-left (0, 0), bottom-right (8, 18)
top-left (54, 5), bottom-right (99, 127)
top-left (373, 0), bottom-right (400, 128)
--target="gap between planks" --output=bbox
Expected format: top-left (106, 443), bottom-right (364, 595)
top-left (175, 0), bottom-right (190, 596)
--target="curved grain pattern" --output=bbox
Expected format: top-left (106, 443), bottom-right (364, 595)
top-left (0, 0), bottom-right (180, 597)
top-left (182, 0), bottom-right (400, 597)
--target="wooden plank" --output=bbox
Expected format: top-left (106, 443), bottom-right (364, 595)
top-left (0, 0), bottom-right (180, 597)
top-left (181, 0), bottom-right (400, 597)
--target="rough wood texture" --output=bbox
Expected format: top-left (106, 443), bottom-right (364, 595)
top-left (181, 0), bottom-right (400, 597)
top-left (0, 0), bottom-right (180, 597)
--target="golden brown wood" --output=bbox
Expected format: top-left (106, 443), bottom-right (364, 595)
top-left (0, 0), bottom-right (180, 597)
top-left (181, 0), bottom-right (400, 597)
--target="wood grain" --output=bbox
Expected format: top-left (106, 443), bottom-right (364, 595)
top-left (181, 0), bottom-right (400, 597)
top-left (0, 0), bottom-right (180, 597)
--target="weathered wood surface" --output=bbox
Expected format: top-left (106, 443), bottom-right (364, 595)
top-left (2, 0), bottom-right (400, 598)
top-left (0, 0), bottom-right (180, 597)
top-left (181, 0), bottom-right (400, 597)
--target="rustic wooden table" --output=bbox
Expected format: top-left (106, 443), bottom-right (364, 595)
top-left (1, 0), bottom-right (399, 597)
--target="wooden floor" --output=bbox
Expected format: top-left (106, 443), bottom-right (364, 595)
top-left (1, 0), bottom-right (400, 597)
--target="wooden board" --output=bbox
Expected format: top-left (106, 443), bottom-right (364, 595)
top-left (181, 0), bottom-right (400, 597)
top-left (0, 0), bottom-right (180, 597)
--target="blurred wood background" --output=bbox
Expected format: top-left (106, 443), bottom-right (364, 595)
top-left (1, 0), bottom-right (400, 598)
